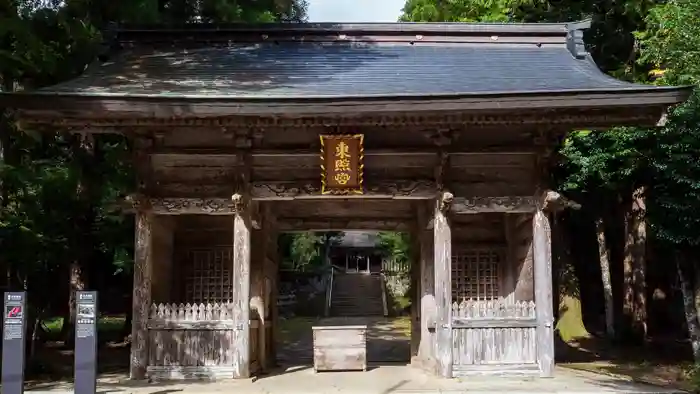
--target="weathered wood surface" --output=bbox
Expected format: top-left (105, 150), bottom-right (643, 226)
top-left (417, 209), bottom-right (437, 371)
top-left (121, 194), bottom-right (565, 215)
top-left (451, 299), bottom-right (537, 367)
top-left (22, 105), bottom-right (667, 130)
top-left (312, 325), bottom-right (367, 372)
top-left (433, 193), bottom-right (453, 378)
top-left (231, 194), bottom-right (252, 379)
top-left (148, 302), bottom-right (234, 325)
top-left (511, 214), bottom-right (534, 302)
top-left (130, 211), bottom-right (153, 380)
top-left (409, 229), bottom-right (421, 358)
top-left (532, 210), bottom-right (554, 377)
top-left (278, 218), bottom-right (410, 231)
top-left (146, 302), bottom-right (261, 379)
top-left (451, 197), bottom-right (536, 214)
top-left (150, 217), bottom-right (174, 304)
top-left (250, 218), bottom-right (268, 372)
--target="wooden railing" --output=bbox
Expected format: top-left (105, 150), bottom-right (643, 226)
top-left (324, 266), bottom-right (336, 317)
top-left (379, 272), bottom-right (389, 317)
top-left (146, 303), bottom-right (260, 379)
top-left (381, 258), bottom-right (409, 274)
top-left (451, 298), bottom-right (537, 374)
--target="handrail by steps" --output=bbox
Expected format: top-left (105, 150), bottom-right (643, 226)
top-left (380, 272), bottom-right (389, 317)
top-left (324, 265), bottom-right (336, 317)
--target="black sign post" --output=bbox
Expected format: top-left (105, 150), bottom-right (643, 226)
top-left (74, 291), bottom-right (98, 394)
top-left (2, 291), bottom-right (26, 394)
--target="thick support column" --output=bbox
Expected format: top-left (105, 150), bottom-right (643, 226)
top-left (409, 230), bottom-right (421, 358)
top-left (130, 211), bottom-right (153, 380)
top-left (250, 226), bottom-right (266, 373)
top-left (251, 204), bottom-right (273, 372)
top-left (414, 204), bottom-right (436, 370)
top-left (232, 194), bottom-right (252, 379)
top-left (433, 193), bottom-right (453, 378)
top-left (533, 209), bottom-right (555, 377)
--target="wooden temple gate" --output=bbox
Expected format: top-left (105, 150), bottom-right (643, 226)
top-left (2, 21), bottom-right (689, 380)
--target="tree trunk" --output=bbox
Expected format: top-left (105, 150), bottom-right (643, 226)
top-left (676, 251), bottom-right (700, 362)
top-left (1, 76), bottom-right (13, 289)
top-left (61, 262), bottom-right (86, 347)
top-left (554, 213), bottom-right (588, 341)
top-left (595, 218), bottom-right (615, 338)
top-left (622, 188), bottom-right (647, 342)
top-left (63, 134), bottom-right (98, 347)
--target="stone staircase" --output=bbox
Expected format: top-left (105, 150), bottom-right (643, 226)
top-left (330, 273), bottom-right (385, 316)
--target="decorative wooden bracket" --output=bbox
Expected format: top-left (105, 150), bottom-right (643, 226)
top-left (231, 193), bottom-right (247, 214)
top-left (537, 190), bottom-right (581, 212)
top-left (438, 191), bottom-right (454, 213)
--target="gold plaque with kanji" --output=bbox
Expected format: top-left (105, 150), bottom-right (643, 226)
top-left (320, 134), bottom-right (364, 195)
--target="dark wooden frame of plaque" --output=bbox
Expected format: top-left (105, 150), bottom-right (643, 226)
top-left (320, 134), bottom-right (364, 195)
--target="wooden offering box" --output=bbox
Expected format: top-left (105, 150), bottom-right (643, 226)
top-left (312, 325), bottom-right (367, 372)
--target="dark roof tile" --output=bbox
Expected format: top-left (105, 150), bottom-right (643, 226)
top-left (39, 40), bottom-right (651, 99)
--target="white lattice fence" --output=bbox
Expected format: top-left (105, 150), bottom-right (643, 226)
top-left (451, 297), bottom-right (537, 369)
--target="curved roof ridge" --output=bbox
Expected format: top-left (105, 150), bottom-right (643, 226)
top-left (111, 20), bottom-right (592, 37)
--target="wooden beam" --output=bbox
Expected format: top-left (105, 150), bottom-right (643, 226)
top-left (250, 180), bottom-right (437, 200)
top-left (130, 211), bottom-right (152, 380)
top-left (433, 192), bottom-right (453, 378)
top-left (451, 196), bottom-right (537, 214)
top-left (149, 148), bottom-right (537, 158)
top-left (277, 218), bottom-right (410, 231)
top-left (117, 193), bottom-right (574, 216)
top-left (231, 193), bottom-right (252, 379)
top-left (532, 209), bottom-right (554, 378)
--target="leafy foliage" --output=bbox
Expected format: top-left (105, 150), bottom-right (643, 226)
top-left (377, 232), bottom-right (410, 268)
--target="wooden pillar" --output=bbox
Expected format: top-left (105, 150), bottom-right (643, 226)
top-left (130, 210), bottom-right (153, 380)
top-left (533, 208), bottom-right (554, 377)
top-left (250, 223), bottom-right (266, 373)
top-left (409, 228), bottom-right (421, 358)
top-left (433, 193), bottom-right (453, 378)
top-left (232, 193), bottom-right (252, 379)
top-left (268, 227), bottom-right (279, 367)
top-left (415, 203), bottom-right (436, 370)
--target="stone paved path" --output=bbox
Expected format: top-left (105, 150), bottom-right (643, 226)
top-left (277, 316), bottom-right (410, 365)
top-left (25, 365), bottom-right (685, 393)
top-left (23, 316), bottom-right (684, 393)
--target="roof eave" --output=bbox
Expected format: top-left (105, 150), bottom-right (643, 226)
top-left (3, 87), bottom-right (692, 120)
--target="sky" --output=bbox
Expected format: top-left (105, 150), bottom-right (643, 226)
top-left (306, 0), bottom-right (405, 22)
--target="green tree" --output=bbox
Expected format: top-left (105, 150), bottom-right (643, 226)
top-left (1, 0), bottom-right (310, 368)
top-left (637, 0), bottom-right (700, 362)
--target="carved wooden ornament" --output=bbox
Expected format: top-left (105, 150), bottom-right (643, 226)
top-left (320, 134), bottom-right (364, 195)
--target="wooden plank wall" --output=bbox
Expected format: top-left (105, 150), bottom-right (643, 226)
top-left (449, 214), bottom-right (539, 375)
top-left (507, 214), bottom-right (535, 302)
top-left (451, 299), bottom-right (538, 375)
top-left (143, 214), bottom-right (277, 379)
top-left (150, 217), bottom-right (174, 304)
top-left (146, 303), bottom-right (262, 379)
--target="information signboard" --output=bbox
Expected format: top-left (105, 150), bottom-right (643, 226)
top-left (74, 291), bottom-right (98, 394)
top-left (2, 292), bottom-right (26, 394)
